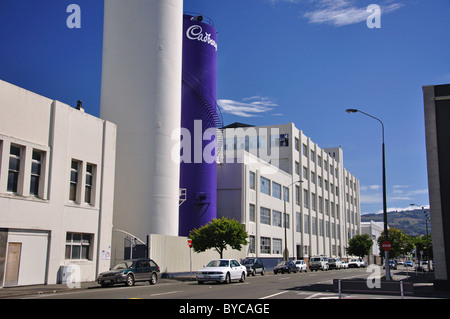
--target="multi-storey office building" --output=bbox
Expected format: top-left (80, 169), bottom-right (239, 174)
top-left (218, 123), bottom-right (360, 263)
top-left (0, 80), bottom-right (116, 286)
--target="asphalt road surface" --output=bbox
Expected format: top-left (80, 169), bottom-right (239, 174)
top-left (18, 267), bottom-right (409, 300)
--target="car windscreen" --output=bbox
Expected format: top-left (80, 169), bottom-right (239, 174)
top-left (112, 261), bottom-right (132, 270)
top-left (207, 260), bottom-right (229, 267)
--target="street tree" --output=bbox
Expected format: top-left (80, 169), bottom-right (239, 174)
top-left (377, 227), bottom-right (412, 259)
top-left (188, 217), bottom-right (249, 259)
top-left (346, 234), bottom-right (373, 259)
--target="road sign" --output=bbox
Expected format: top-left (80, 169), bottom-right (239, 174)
top-left (382, 241), bottom-right (392, 251)
top-left (188, 239), bottom-right (192, 248)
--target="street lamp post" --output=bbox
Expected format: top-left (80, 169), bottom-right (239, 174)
top-left (284, 180), bottom-right (303, 261)
top-left (346, 108), bottom-right (391, 280)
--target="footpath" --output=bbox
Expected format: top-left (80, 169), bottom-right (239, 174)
top-left (0, 269), bottom-right (449, 299)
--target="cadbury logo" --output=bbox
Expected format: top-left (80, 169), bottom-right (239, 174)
top-left (186, 25), bottom-right (218, 51)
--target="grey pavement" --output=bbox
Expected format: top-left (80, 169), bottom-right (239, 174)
top-left (0, 269), bottom-right (449, 299)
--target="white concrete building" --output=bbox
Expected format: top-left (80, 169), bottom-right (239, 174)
top-left (0, 80), bottom-right (116, 286)
top-left (361, 220), bottom-right (383, 264)
top-left (218, 123), bottom-right (360, 264)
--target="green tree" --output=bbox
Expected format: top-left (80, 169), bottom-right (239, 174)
top-left (188, 217), bottom-right (249, 258)
top-left (377, 227), bottom-right (411, 259)
top-left (346, 234), bottom-right (373, 259)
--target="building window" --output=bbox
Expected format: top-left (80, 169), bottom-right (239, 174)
top-left (249, 203), bottom-right (255, 222)
top-left (295, 161), bottom-right (299, 175)
top-left (272, 210), bottom-right (282, 227)
top-left (304, 215), bottom-right (309, 234)
top-left (30, 150), bottom-right (43, 197)
top-left (272, 238), bottom-right (282, 255)
top-left (303, 166), bottom-right (308, 180)
top-left (7, 144), bottom-right (21, 193)
top-left (260, 207), bottom-right (271, 225)
top-left (260, 237), bottom-right (271, 254)
top-left (302, 144), bottom-right (308, 156)
top-left (296, 212), bottom-right (301, 232)
top-left (283, 186), bottom-right (289, 202)
top-left (295, 137), bottom-right (299, 151)
top-left (249, 236), bottom-right (255, 254)
top-left (303, 189), bottom-right (309, 208)
top-left (249, 171), bottom-right (255, 190)
top-left (65, 233), bottom-right (92, 260)
top-left (295, 185), bottom-right (300, 205)
top-left (272, 182), bottom-right (281, 199)
top-left (312, 216), bottom-right (317, 235)
top-left (85, 163), bottom-right (95, 204)
top-left (283, 213), bottom-right (290, 229)
top-left (260, 176), bottom-right (270, 195)
top-left (70, 160), bottom-right (80, 201)
top-left (311, 193), bottom-right (316, 211)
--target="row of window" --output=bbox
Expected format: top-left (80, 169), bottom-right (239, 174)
top-left (1, 140), bottom-right (96, 205)
top-left (250, 171), bottom-right (358, 225)
top-left (248, 203), bottom-right (344, 239)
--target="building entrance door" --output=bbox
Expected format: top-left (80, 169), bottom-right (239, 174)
top-left (4, 243), bottom-right (21, 287)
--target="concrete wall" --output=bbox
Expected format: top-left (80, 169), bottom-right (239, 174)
top-left (148, 234), bottom-right (247, 275)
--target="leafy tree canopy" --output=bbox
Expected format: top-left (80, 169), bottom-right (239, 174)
top-left (188, 217), bottom-right (249, 258)
top-left (346, 234), bottom-right (373, 258)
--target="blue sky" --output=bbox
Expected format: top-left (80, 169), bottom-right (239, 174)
top-left (1, 0), bottom-right (449, 214)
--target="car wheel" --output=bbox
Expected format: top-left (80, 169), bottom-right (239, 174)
top-left (125, 274), bottom-right (135, 286)
top-left (149, 272), bottom-right (157, 285)
top-left (261, 268), bottom-right (265, 276)
top-left (240, 272), bottom-right (246, 283)
top-left (224, 272), bottom-right (231, 284)
top-left (197, 281), bottom-right (204, 285)
top-left (252, 269), bottom-right (256, 276)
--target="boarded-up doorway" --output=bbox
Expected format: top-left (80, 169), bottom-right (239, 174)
top-left (4, 243), bottom-right (21, 287)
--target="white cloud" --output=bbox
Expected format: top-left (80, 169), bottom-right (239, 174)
top-left (302, 0), bottom-right (403, 27)
top-left (217, 96), bottom-right (278, 117)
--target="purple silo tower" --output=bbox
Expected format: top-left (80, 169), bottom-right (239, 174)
top-left (179, 14), bottom-right (220, 236)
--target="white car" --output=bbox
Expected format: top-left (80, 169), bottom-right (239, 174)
top-left (341, 261), bottom-right (349, 269)
top-left (348, 258), bottom-right (361, 268)
top-left (294, 260), bottom-right (307, 272)
top-left (196, 259), bottom-right (246, 284)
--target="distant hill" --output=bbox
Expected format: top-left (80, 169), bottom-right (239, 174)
top-left (361, 209), bottom-right (430, 236)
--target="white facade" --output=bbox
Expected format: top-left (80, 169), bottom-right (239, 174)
top-left (218, 123), bottom-right (361, 262)
top-left (0, 80), bottom-right (116, 286)
top-left (100, 0), bottom-right (183, 240)
top-left (361, 221), bottom-right (383, 258)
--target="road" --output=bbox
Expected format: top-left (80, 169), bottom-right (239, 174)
top-left (17, 267), bottom-right (403, 300)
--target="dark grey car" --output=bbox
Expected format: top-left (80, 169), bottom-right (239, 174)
top-left (97, 258), bottom-right (160, 287)
top-left (242, 258), bottom-right (265, 276)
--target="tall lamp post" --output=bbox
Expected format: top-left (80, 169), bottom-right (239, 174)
top-left (284, 180), bottom-right (303, 261)
top-left (345, 108), bottom-right (391, 280)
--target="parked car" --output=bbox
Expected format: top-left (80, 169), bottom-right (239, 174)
top-left (359, 259), bottom-right (367, 268)
top-left (309, 256), bottom-right (329, 271)
top-left (196, 259), bottom-right (246, 284)
top-left (97, 258), bottom-right (160, 287)
top-left (404, 260), bottom-right (413, 267)
top-left (242, 258), bottom-right (265, 276)
top-left (383, 260), bottom-right (397, 270)
top-left (341, 260), bottom-right (349, 269)
top-left (273, 261), bottom-right (297, 274)
top-left (348, 258), bottom-right (361, 268)
top-left (294, 260), bottom-right (307, 272)
top-left (328, 258), bottom-right (342, 270)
